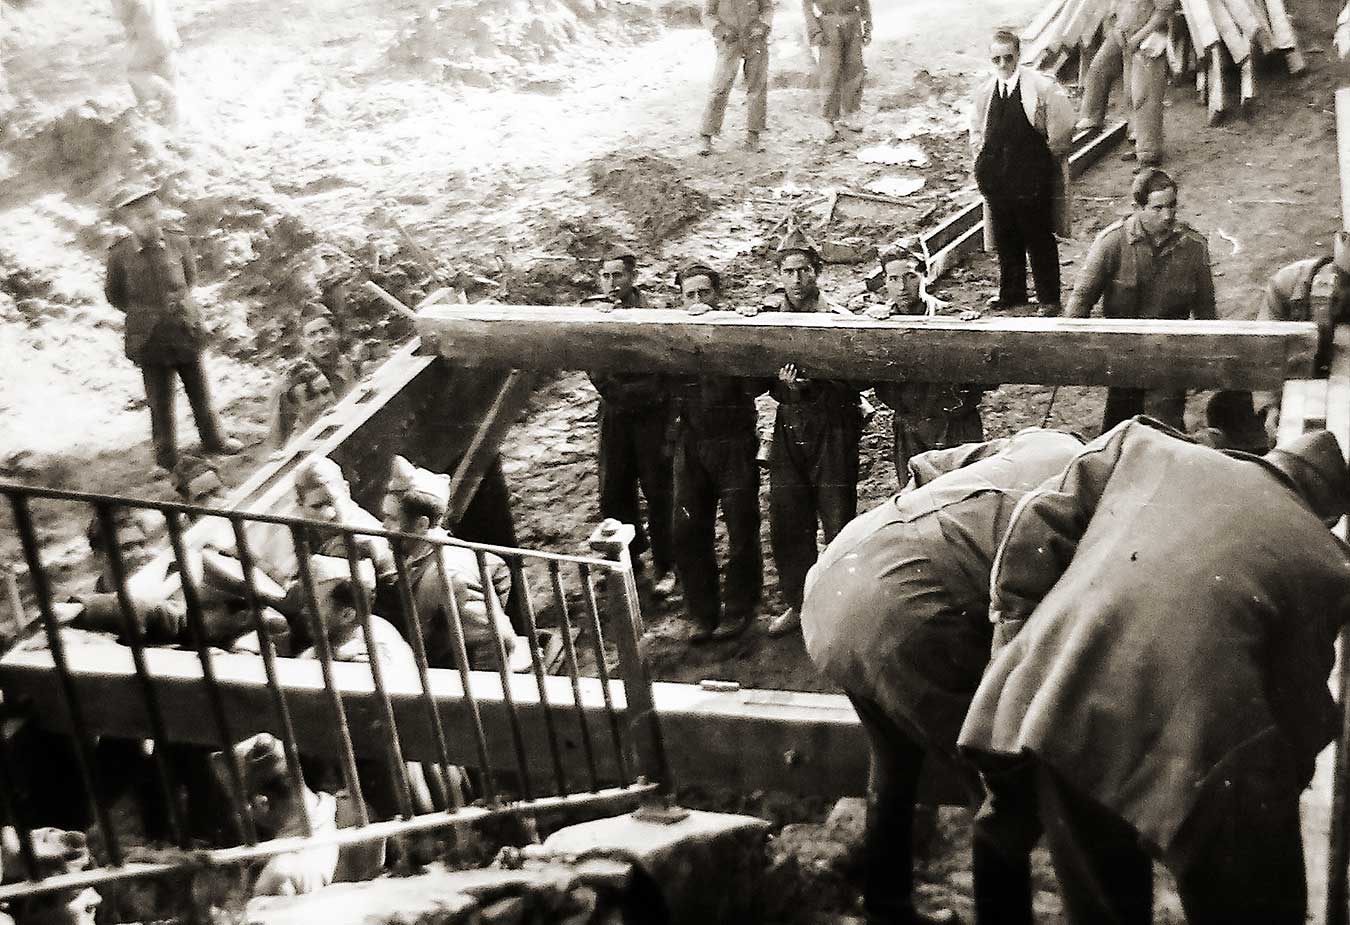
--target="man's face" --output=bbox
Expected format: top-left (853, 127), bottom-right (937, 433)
top-left (299, 484), bottom-right (341, 523)
top-left (1137, 187), bottom-right (1178, 239)
top-left (120, 196), bottom-right (163, 242)
top-left (681, 274), bottom-right (720, 310)
top-left (779, 253), bottom-right (818, 305)
top-left (991, 39), bottom-right (1018, 82)
top-left (302, 318), bottom-right (339, 359)
top-left (599, 259), bottom-right (635, 299)
top-left (883, 258), bottom-right (923, 308)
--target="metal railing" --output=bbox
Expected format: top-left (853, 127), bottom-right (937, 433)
top-left (0, 480), bottom-right (666, 900)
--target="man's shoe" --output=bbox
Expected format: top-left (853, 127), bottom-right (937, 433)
top-left (840, 113), bottom-right (866, 132)
top-left (987, 294), bottom-right (1023, 310)
top-left (689, 623), bottom-right (717, 645)
top-left (1120, 149), bottom-right (1138, 162)
top-left (744, 131), bottom-right (764, 153)
top-left (205, 435), bottom-right (244, 455)
top-left (711, 611), bottom-right (754, 641)
top-left (652, 571), bottom-right (677, 598)
top-left (766, 607), bottom-right (801, 638)
top-left (1037, 302), bottom-right (1062, 318)
top-left (824, 122), bottom-right (842, 142)
top-left (1074, 119), bottom-right (1102, 135)
top-left (698, 134), bottom-right (714, 156)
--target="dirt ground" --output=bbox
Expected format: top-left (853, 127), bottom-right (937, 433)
top-left (3, 0), bottom-right (1350, 920)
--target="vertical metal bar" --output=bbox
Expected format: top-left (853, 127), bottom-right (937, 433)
top-left (228, 518), bottom-right (311, 839)
top-left (430, 549), bottom-right (497, 804)
top-left (550, 562), bottom-right (598, 792)
top-left (0, 721), bottom-right (40, 881)
top-left (340, 532), bottom-right (414, 820)
top-left (577, 562), bottom-right (628, 784)
top-left (93, 503), bottom-right (186, 848)
top-left (515, 559), bottom-right (566, 795)
top-left (164, 511), bottom-right (258, 846)
top-left (7, 493), bottom-right (121, 864)
top-left (473, 549), bottom-right (532, 800)
top-left (388, 539), bottom-right (456, 793)
top-left (1326, 622), bottom-right (1350, 925)
top-left (289, 528), bottom-right (369, 828)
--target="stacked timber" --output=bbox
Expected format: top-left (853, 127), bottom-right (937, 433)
top-left (1337, 1), bottom-right (1349, 57)
top-left (1021, 0), bottom-right (1307, 121)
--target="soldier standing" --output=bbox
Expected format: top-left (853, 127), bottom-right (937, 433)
top-left (803, 0), bottom-right (872, 140)
top-left (104, 184), bottom-right (241, 472)
top-left (699, 0), bottom-right (772, 155)
top-left (583, 247), bottom-right (676, 597)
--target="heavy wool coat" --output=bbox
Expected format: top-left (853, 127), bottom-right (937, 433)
top-left (959, 418), bottom-right (1350, 851)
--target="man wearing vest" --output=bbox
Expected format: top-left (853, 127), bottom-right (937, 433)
top-left (1062, 168), bottom-right (1214, 432)
top-left (699, 0), bottom-right (773, 155)
top-left (970, 29), bottom-right (1075, 314)
top-left (746, 227), bottom-right (862, 639)
top-left (582, 247), bottom-right (676, 597)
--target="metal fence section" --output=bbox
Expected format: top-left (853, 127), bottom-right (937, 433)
top-left (0, 480), bottom-right (666, 900)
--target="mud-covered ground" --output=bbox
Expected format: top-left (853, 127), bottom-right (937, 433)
top-left (3, 0), bottom-right (1350, 920)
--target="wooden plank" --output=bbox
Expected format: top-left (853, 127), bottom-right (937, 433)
top-left (1222, 0), bottom-right (1261, 42)
top-left (1023, 0), bottom-right (1069, 45)
top-left (1180, 0), bottom-right (1222, 52)
top-left (927, 222), bottom-right (984, 280)
top-left (1067, 120), bottom-right (1128, 178)
top-left (1240, 57), bottom-right (1256, 108)
top-left (1306, 378), bottom-right (1331, 428)
top-left (417, 305), bottom-right (1318, 390)
top-left (1278, 380), bottom-right (1313, 445)
top-left (1340, 89), bottom-right (1350, 233)
top-left (1211, 0), bottom-right (1251, 62)
top-left (1285, 46), bottom-right (1306, 75)
top-left (446, 371), bottom-right (538, 526)
top-left (1263, 0), bottom-right (1297, 49)
top-left (1209, 45), bottom-right (1229, 122)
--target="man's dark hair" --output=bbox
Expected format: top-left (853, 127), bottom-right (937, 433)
top-left (602, 253), bottom-right (637, 272)
top-left (992, 29), bottom-right (1021, 56)
top-left (676, 263), bottom-right (722, 291)
top-left (398, 490), bottom-right (446, 526)
top-left (879, 246), bottom-right (927, 278)
top-left (775, 249), bottom-right (822, 272)
top-left (1131, 168), bottom-right (1177, 207)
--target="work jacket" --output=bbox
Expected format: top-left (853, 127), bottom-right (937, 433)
top-left (801, 429), bottom-right (1083, 761)
top-left (802, 0), bottom-right (870, 45)
top-left (761, 288), bottom-right (861, 413)
top-left (1065, 214), bottom-right (1216, 321)
top-left (704, 0), bottom-right (771, 43)
top-left (969, 66), bottom-right (1076, 243)
top-left (104, 227), bottom-right (204, 365)
top-left (959, 418), bottom-right (1350, 852)
top-left (1253, 256), bottom-right (1346, 419)
top-left (403, 532), bottom-right (514, 665)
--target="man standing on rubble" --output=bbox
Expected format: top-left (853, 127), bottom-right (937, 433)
top-left (803, 0), bottom-right (871, 141)
top-left (802, 428), bottom-right (1084, 925)
top-left (698, 0), bottom-right (772, 155)
top-left (670, 262), bottom-right (767, 643)
top-left (970, 28), bottom-right (1075, 314)
top-left (1061, 168), bottom-right (1214, 431)
top-left (582, 246), bottom-right (676, 598)
top-left (960, 419), bottom-right (1350, 924)
top-left (1076, 0), bottom-right (1176, 165)
top-left (746, 227), bottom-right (862, 639)
top-left (104, 183), bottom-right (242, 473)
top-left (865, 242), bottom-right (988, 479)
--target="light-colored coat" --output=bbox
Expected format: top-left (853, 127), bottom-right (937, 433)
top-left (969, 66), bottom-right (1077, 246)
top-left (959, 418), bottom-right (1350, 852)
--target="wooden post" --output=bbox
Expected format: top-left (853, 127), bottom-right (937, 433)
top-left (1327, 327), bottom-right (1350, 925)
top-left (1208, 45), bottom-right (1228, 124)
top-left (1240, 57), bottom-right (1256, 114)
top-left (445, 370), bottom-right (538, 526)
top-left (1339, 89), bottom-right (1350, 232)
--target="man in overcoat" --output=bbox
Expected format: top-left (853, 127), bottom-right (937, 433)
top-left (959, 418), bottom-right (1350, 924)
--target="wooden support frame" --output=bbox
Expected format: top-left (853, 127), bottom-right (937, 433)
top-left (417, 306), bottom-right (1317, 391)
top-left (1208, 45), bottom-right (1229, 124)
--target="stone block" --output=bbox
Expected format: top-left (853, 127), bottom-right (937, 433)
top-left (246, 870), bottom-right (479, 925)
top-left (543, 809), bottom-right (769, 925)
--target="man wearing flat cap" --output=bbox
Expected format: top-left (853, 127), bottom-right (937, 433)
top-left (582, 246), bottom-right (676, 597)
top-left (670, 262), bottom-right (768, 643)
top-left (959, 418), bottom-right (1350, 923)
top-left (749, 226), bottom-right (862, 638)
top-left (105, 184), bottom-right (241, 472)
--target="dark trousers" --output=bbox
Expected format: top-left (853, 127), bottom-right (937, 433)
top-left (598, 402), bottom-right (673, 573)
top-left (670, 431), bottom-right (762, 631)
top-left (849, 696), bottom-right (1032, 925)
top-left (768, 406), bottom-right (859, 612)
top-left (141, 357), bottom-right (226, 470)
top-left (986, 193), bottom-right (1060, 307)
top-left (1100, 388), bottom-right (1186, 434)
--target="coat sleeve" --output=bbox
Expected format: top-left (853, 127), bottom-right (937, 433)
top-left (1190, 237), bottom-right (1216, 320)
top-left (987, 423), bottom-right (1131, 636)
top-left (105, 248), bottom-right (128, 311)
top-left (968, 85), bottom-right (987, 161)
top-left (1065, 231), bottom-right (1115, 318)
top-left (1041, 76), bottom-right (1077, 158)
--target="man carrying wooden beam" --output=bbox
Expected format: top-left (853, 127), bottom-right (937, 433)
top-left (1075, 0), bottom-right (1175, 165)
top-left (960, 420), bottom-right (1350, 925)
top-left (582, 247), bottom-right (677, 598)
top-left (970, 29), bottom-right (1075, 314)
top-left (1061, 168), bottom-right (1215, 431)
top-left (801, 428), bottom-right (1085, 925)
top-left (669, 262), bottom-right (767, 643)
top-left (749, 228), bottom-right (863, 639)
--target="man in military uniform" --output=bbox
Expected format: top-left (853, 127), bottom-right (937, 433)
top-left (1076, 0), bottom-right (1175, 165)
top-left (1061, 169), bottom-right (1214, 431)
top-left (670, 262), bottom-right (767, 643)
top-left (803, 0), bottom-right (872, 140)
top-left (747, 228), bottom-right (862, 638)
top-left (583, 247), bottom-right (676, 597)
top-left (1252, 231), bottom-right (1350, 443)
top-left (104, 184), bottom-right (241, 472)
top-left (865, 244), bottom-right (987, 481)
top-left (699, 0), bottom-right (772, 155)
top-left (271, 304), bottom-right (363, 448)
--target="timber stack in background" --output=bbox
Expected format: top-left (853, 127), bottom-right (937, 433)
top-left (1022, 0), bottom-right (1308, 122)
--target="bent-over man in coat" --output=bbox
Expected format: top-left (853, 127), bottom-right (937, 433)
top-left (802, 428), bottom-right (1084, 925)
top-left (959, 418), bottom-right (1350, 925)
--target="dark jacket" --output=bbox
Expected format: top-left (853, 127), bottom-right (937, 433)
top-left (960, 418), bottom-right (1350, 851)
top-left (1064, 215), bottom-right (1215, 321)
top-left (761, 288), bottom-right (861, 413)
top-left (104, 227), bottom-right (204, 365)
top-left (583, 288), bottom-right (670, 411)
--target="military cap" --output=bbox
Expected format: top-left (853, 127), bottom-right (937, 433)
top-left (109, 181), bottom-right (161, 213)
top-left (675, 261), bottom-right (722, 291)
top-left (775, 225), bottom-right (821, 267)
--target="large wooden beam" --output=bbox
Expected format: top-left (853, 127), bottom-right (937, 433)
top-left (417, 305), bottom-right (1317, 390)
